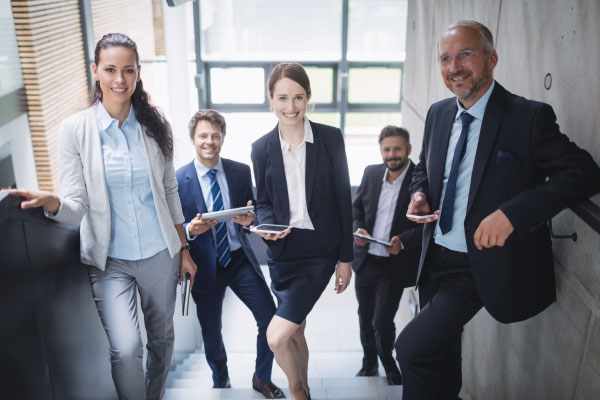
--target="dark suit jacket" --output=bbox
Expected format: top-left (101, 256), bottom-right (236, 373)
top-left (176, 158), bottom-right (264, 294)
top-left (352, 162), bottom-right (421, 287)
top-left (411, 81), bottom-right (600, 323)
top-left (251, 121), bottom-right (353, 262)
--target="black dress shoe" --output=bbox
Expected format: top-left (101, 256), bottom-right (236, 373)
top-left (355, 366), bottom-right (379, 376)
top-left (252, 373), bottom-right (286, 399)
top-left (385, 370), bottom-right (402, 385)
top-left (213, 377), bottom-right (231, 388)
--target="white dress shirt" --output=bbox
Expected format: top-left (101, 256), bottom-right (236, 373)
top-left (368, 167), bottom-right (407, 256)
top-left (279, 117), bottom-right (315, 230)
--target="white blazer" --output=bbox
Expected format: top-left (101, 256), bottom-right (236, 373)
top-left (49, 107), bottom-right (184, 269)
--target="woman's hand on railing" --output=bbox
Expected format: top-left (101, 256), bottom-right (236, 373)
top-left (2, 188), bottom-right (60, 214)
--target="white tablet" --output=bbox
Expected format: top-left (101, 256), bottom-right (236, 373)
top-left (353, 232), bottom-right (392, 247)
top-left (200, 206), bottom-right (254, 223)
top-left (250, 224), bottom-right (290, 234)
top-left (406, 213), bottom-right (437, 220)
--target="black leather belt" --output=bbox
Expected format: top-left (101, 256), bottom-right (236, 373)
top-left (366, 253), bottom-right (391, 262)
top-left (432, 243), bottom-right (468, 257)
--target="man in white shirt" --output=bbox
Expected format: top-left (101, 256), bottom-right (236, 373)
top-left (175, 110), bottom-right (284, 399)
top-left (352, 126), bottom-right (422, 385)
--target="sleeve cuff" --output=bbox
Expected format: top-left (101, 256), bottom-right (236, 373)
top-left (43, 197), bottom-right (62, 218)
top-left (185, 223), bottom-right (197, 241)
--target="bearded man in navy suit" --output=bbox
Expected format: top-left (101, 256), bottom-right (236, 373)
top-left (395, 21), bottom-right (600, 399)
top-left (176, 110), bottom-right (284, 399)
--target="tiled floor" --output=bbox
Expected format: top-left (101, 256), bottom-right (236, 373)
top-left (165, 266), bottom-right (415, 399)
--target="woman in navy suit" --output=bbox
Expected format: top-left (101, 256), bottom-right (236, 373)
top-left (251, 63), bottom-right (353, 400)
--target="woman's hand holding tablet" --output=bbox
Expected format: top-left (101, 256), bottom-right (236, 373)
top-left (250, 224), bottom-right (291, 240)
top-left (200, 205), bottom-right (254, 223)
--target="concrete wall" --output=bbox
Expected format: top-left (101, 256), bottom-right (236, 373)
top-left (402, 1), bottom-right (600, 398)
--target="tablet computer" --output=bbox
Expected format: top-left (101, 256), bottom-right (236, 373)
top-left (406, 213), bottom-right (437, 220)
top-left (250, 224), bottom-right (290, 234)
top-left (200, 206), bottom-right (254, 223)
top-left (353, 232), bottom-right (392, 247)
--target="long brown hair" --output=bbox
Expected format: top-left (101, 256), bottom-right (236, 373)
top-left (90, 33), bottom-right (173, 159)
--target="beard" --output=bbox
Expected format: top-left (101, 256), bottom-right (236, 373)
top-left (447, 68), bottom-right (490, 103)
top-left (386, 158), bottom-right (408, 172)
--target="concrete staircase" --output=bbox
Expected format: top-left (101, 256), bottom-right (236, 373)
top-left (163, 350), bottom-right (403, 400)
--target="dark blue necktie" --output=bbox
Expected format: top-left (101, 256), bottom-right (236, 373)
top-left (439, 112), bottom-right (475, 235)
top-left (206, 169), bottom-right (231, 267)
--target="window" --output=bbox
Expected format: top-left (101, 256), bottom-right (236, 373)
top-left (193, 0), bottom-right (408, 184)
top-left (210, 67), bottom-right (264, 104)
top-left (200, 0), bottom-right (341, 61)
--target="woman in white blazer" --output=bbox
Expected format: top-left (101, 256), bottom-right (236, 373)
top-left (7, 33), bottom-right (196, 400)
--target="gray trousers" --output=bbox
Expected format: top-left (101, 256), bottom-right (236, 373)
top-left (89, 248), bottom-right (179, 400)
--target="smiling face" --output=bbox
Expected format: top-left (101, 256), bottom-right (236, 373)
top-left (92, 46), bottom-right (140, 110)
top-left (192, 119), bottom-right (223, 168)
top-left (269, 77), bottom-right (309, 129)
top-left (380, 135), bottom-right (411, 172)
top-left (438, 26), bottom-right (497, 109)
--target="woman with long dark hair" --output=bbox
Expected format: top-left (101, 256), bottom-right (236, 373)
top-left (251, 63), bottom-right (354, 400)
top-left (7, 33), bottom-right (196, 399)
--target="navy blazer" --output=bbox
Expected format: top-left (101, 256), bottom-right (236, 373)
top-left (251, 121), bottom-right (353, 262)
top-left (352, 162), bottom-right (421, 287)
top-left (176, 158), bottom-right (264, 294)
top-left (411, 81), bottom-right (600, 323)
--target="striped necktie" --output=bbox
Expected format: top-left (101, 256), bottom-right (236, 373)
top-left (206, 169), bottom-right (231, 267)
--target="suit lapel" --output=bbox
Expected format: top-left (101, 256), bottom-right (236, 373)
top-left (466, 83), bottom-right (506, 214)
top-left (267, 126), bottom-right (290, 208)
top-left (305, 122), bottom-right (319, 206)
top-left (391, 162), bottom-right (414, 224)
top-left (431, 103), bottom-right (458, 208)
top-left (366, 164), bottom-right (386, 229)
top-left (223, 158), bottom-right (244, 234)
top-left (184, 161), bottom-right (208, 215)
top-left (222, 159), bottom-right (238, 208)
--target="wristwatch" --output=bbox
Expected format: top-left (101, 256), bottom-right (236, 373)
top-left (181, 244), bottom-right (191, 251)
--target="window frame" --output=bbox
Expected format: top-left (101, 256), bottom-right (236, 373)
top-left (192, 0), bottom-right (404, 132)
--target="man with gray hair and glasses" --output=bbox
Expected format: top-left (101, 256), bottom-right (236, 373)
top-left (395, 20), bottom-right (600, 399)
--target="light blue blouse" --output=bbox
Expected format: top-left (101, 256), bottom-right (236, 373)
top-left (94, 102), bottom-right (167, 260)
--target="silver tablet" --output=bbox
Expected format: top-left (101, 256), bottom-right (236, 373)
top-left (250, 224), bottom-right (290, 234)
top-left (200, 206), bottom-right (254, 223)
top-left (353, 232), bottom-right (392, 247)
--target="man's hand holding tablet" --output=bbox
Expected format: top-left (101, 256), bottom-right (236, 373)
top-left (353, 231), bottom-right (392, 247)
top-left (406, 192), bottom-right (440, 223)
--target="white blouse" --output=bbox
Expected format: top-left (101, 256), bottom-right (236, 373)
top-left (278, 117), bottom-right (315, 230)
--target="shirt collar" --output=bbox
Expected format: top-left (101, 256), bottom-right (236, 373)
top-left (94, 102), bottom-right (136, 131)
top-left (383, 163), bottom-right (409, 185)
top-left (278, 117), bottom-right (314, 151)
top-left (455, 80), bottom-right (496, 121)
top-left (194, 157), bottom-right (223, 177)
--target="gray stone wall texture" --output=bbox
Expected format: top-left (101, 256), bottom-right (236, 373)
top-left (401, 1), bottom-right (600, 399)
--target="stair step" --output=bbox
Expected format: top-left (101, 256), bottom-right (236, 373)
top-left (165, 350), bottom-right (406, 399)
top-left (163, 385), bottom-right (398, 400)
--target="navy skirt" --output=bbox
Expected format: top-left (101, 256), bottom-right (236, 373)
top-left (267, 228), bottom-right (338, 324)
